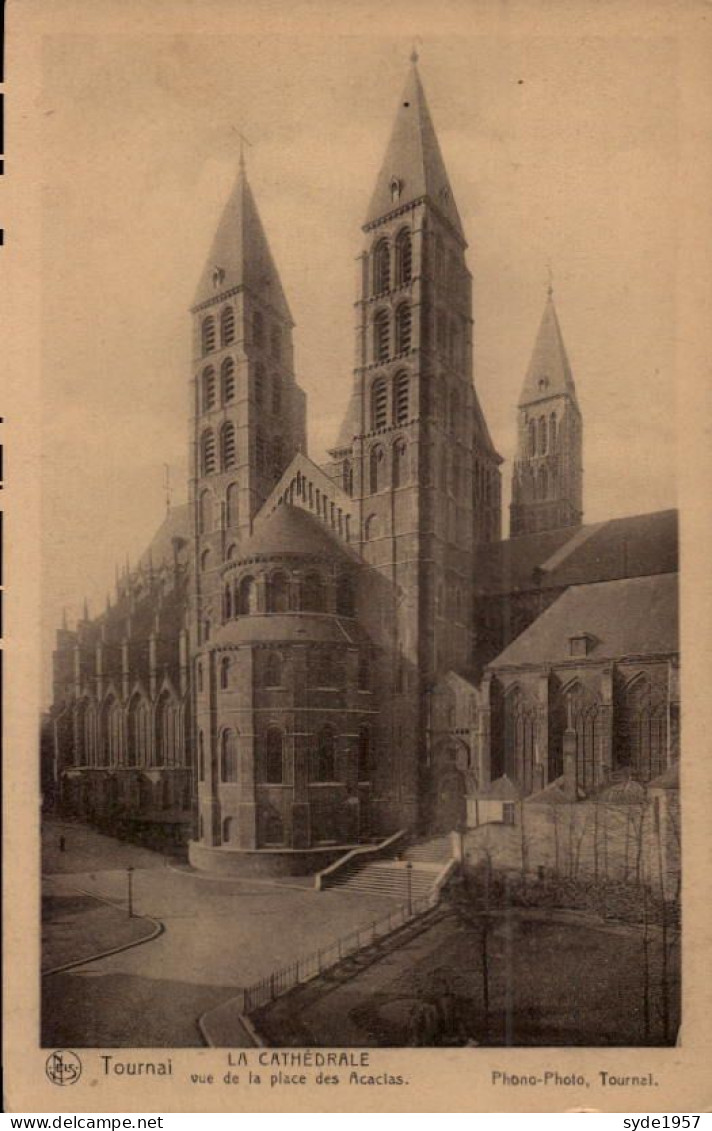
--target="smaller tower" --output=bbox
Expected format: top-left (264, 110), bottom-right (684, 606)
top-left (510, 287), bottom-right (582, 537)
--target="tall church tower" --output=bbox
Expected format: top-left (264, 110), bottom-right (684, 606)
top-left (189, 158), bottom-right (307, 646)
top-left (328, 57), bottom-right (502, 829)
top-left (510, 287), bottom-right (583, 537)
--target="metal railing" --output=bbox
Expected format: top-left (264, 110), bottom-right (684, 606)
top-left (242, 886), bottom-right (440, 1014)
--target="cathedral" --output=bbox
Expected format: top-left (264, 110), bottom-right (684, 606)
top-left (46, 59), bottom-right (679, 873)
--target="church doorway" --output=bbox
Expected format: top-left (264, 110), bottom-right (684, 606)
top-left (432, 768), bottom-right (466, 833)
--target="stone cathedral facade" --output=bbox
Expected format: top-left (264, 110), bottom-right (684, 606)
top-left (46, 60), bottom-right (679, 872)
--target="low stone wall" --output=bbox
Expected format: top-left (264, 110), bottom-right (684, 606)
top-left (187, 839), bottom-right (358, 877)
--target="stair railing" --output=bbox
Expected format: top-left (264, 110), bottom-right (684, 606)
top-left (314, 828), bottom-right (408, 891)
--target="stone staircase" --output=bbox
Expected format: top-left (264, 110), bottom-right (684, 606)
top-left (323, 834), bottom-right (455, 899)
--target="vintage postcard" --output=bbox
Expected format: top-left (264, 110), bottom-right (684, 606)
top-left (3, 0), bottom-right (711, 1113)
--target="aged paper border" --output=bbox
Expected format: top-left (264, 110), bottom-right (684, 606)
top-left (3, 0), bottom-right (711, 1113)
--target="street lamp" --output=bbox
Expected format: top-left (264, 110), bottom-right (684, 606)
top-left (126, 866), bottom-right (134, 918)
top-left (405, 861), bottom-right (413, 917)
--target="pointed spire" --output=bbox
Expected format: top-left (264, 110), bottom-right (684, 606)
top-left (365, 62), bottom-right (464, 237)
top-left (518, 288), bottom-right (578, 408)
top-left (192, 159), bottom-right (293, 320)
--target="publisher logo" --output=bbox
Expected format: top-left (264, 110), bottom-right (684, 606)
top-left (46, 1049), bottom-right (82, 1086)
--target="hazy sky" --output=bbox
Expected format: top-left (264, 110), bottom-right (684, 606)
top-left (40, 27), bottom-right (678, 702)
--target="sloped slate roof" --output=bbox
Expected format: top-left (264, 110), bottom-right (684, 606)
top-left (489, 573), bottom-right (678, 669)
top-left (138, 505), bottom-right (191, 571)
top-left (365, 63), bottom-right (464, 237)
top-left (475, 509), bottom-right (678, 596)
top-left (237, 503), bottom-right (353, 562)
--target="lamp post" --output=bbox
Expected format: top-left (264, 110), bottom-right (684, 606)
top-left (406, 860), bottom-right (413, 917)
top-left (126, 866), bottom-right (134, 918)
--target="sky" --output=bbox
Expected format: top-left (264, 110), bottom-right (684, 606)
top-left (39, 26), bottom-right (679, 703)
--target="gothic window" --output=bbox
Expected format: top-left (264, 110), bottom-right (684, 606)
top-left (270, 325), bottom-right (282, 360)
top-left (563, 682), bottom-right (602, 795)
top-left (301, 571), bottom-right (325, 612)
top-left (202, 367), bottom-right (216, 411)
top-left (364, 514), bottom-right (379, 541)
top-left (220, 728), bottom-right (238, 782)
top-left (503, 686), bottom-right (537, 795)
top-left (358, 726), bottom-right (372, 781)
top-left (395, 303), bottom-right (412, 353)
top-left (373, 309), bottom-right (390, 362)
top-left (369, 444), bottom-right (385, 492)
top-left (272, 373), bottom-right (282, 415)
top-left (528, 419), bottom-right (537, 457)
top-left (538, 415), bottom-right (548, 455)
top-left (238, 575), bottom-right (258, 615)
top-left (373, 239), bottom-right (390, 294)
top-left (226, 482), bottom-right (239, 528)
top-left (395, 228), bottom-right (412, 285)
top-left (371, 377), bottom-right (388, 430)
top-left (255, 362), bottom-right (265, 407)
top-left (201, 430), bottom-right (216, 475)
top-left (313, 726), bottom-right (336, 782)
top-left (549, 412), bottom-right (557, 451)
top-left (392, 438), bottom-right (408, 488)
top-left (342, 460), bottom-right (353, 496)
top-left (127, 695), bottom-right (149, 768)
top-left (221, 358), bottom-right (236, 404)
top-left (336, 574), bottom-right (355, 617)
top-left (221, 422), bottom-right (236, 470)
top-left (264, 651), bottom-right (283, 687)
top-left (394, 371), bottom-right (409, 424)
top-left (221, 305), bottom-right (235, 347)
top-left (253, 309), bottom-right (264, 348)
top-left (220, 656), bottom-right (230, 690)
top-left (155, 691), bottom-right (177, 768)
top-left (202, 315), bottom-right (216, 355)
top-left (615, 674), bottom-right (666, 781)
top-left (266, 571), bottom-right (289, 613)
top-left (199, 489), bottom-right (213, 533)
top-left (261, 727), bottom-right (284, 784)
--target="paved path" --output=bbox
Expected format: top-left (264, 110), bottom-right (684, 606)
top-left (42, 821), bottom-right (397, 1047)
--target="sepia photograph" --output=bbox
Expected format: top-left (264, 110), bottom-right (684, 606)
top-left (32, 12), bottom-right (686, 1064)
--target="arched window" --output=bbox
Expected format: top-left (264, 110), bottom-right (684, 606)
top-left (373, 309), bottom-right (389, 361)
top-left (373, 239), bottom-right (390, 294)
top-left (221, 358), bottom-right (236, 404)
top-left (201, 430), bottom-right (216, 475)
top-left (615, 675), bottom-right (666, 782)
top-left (369, 445), bottom-right (385, 493)
top-left (301, 571), bottom-right (325, 612)
top-left (155, 692), bottom-right (177, 768)
top-left (528, 420), bottom-right (537, 457)
top-left (336, 574), bottom-right (355, 617)
top-left (313, 726), bottom-right (336, 782)
top-left (127, 695), bottom-right (149, 768)
top-left (392, 438), bottom-right (408, 488)
top-left (503, 686), bottom-right (537, 795)
top-left (364, 514), bottom-right (379, 541)
top-left (226, 482), bottom-right (239, 528)
top-left (199, 489), bottom-right (213, 533)
top-left (220, 656), bottom-right (230, 690)
top-left (226, 542), bottom-right (238, 560)
top-left (220, 728), bottom-right (238, 782)
top-left (394, 371), bottom-right (409, 424)
top-left (538, 415), bottom-right (547, 455)
top-left (201, 367), bottom-right (216, 412)
top-left (221, 305), bottom-right (235, 346)
top-left (358, 726), bottom-right (372, 781)
top-left (549, 413), bottom-right (557, 451)
top-left (223, 817), bottom-right (234, 843)
top-left (272, 373), bottom-right (282, 415)
top-left (266, 571), bottom-right (289, 613)
top-left (261, 727), bottom-right (284, 784)
top-left (221, 422), bottom-right (236, 470)
top-left (562, 682), bottom-right (602, 795)
top-left (253, 309), bottom-right (264, 348)
top-left (395, 303), bottom-right (412, 353)
top-left (202, 315), bottom-right (216, 355)
top-left (395, 229), bottom-right (412, 285)
top-left (371, 377), bottom-right (388, 430)
top-left (270, 325), bottom-right (282, 360)
top-left (238, 575), bottom-right (258, 615)
top-left (200, 548), bottom-right (211, 573)
top-left (342, 460), bottom-right (353, 496)
top-left (264, 651), bottom-right (282, 687)
top-left (254, 362), bottom-right (265, 407)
